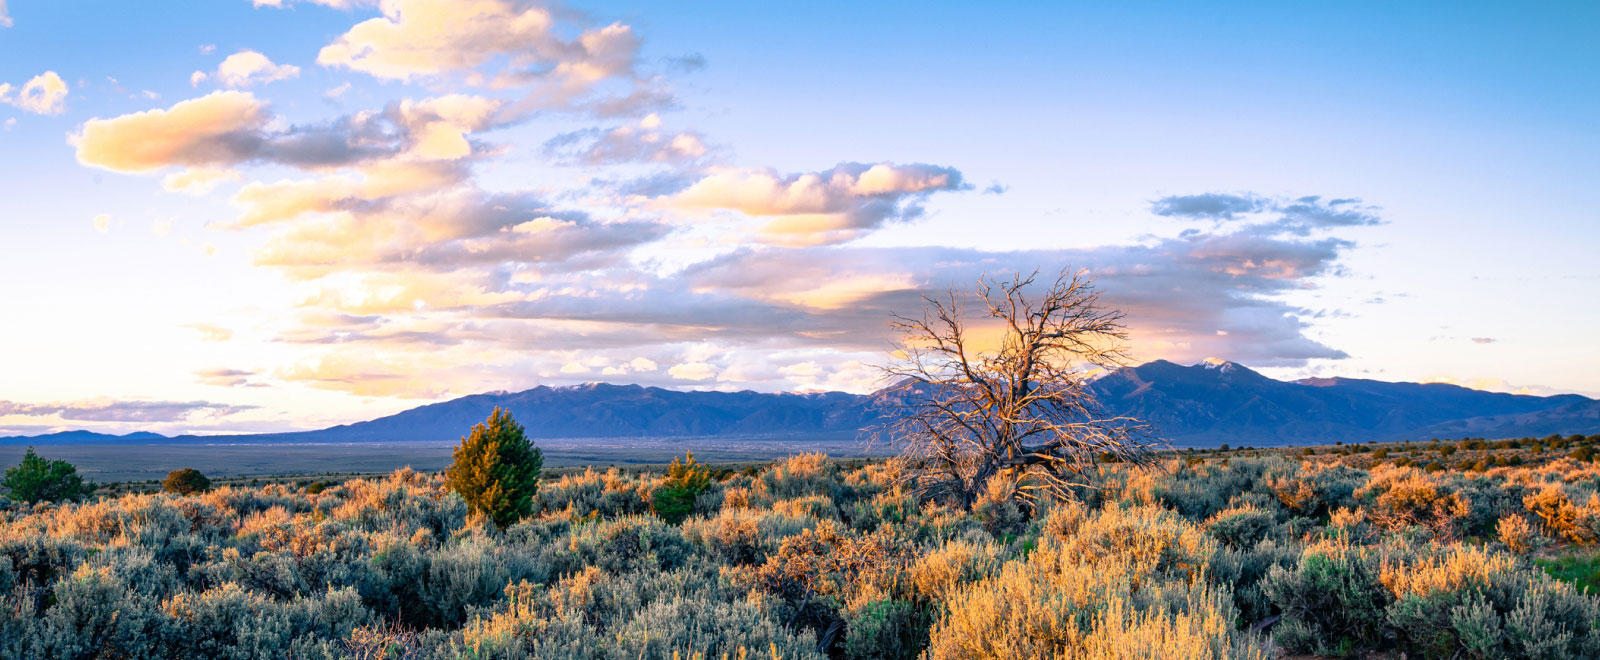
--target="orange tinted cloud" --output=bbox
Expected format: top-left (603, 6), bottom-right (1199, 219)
top-left (73, 91), bottom-right (268, 172)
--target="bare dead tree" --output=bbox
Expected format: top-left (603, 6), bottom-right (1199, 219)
top-left (875, 267), bottom-right (1158, 508)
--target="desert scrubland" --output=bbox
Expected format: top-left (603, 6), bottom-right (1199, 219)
top-left (2, 436), bottom-right (1598, 660)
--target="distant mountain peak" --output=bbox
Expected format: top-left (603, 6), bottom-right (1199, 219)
top-left (5, 367), bottom-right (1594, 447)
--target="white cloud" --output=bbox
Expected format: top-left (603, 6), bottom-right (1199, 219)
top-left (0, 1), bottom-right (11, 28)
top-left (0, 71), bottom-right (69, 115)
top-left (214, 50), bottom-right (301, 88)
top-left (668, 362), bottom-right (717, 381)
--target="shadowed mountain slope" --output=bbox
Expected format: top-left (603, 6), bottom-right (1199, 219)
top-left (4, 363), bottom-right (1593, 446)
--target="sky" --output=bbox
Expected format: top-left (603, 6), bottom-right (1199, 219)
top-left (1, 0), bottom-right (1597, 435)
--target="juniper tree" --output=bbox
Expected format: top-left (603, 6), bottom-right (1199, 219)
top-left (653, 451), bottom-right (712, 524)
top-left (3, 447), bottom-right (95, 503)
top-left (445, 407), bottom-right (543, 528)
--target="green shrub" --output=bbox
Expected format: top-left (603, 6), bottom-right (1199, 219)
top-left (566, 516), bottom-right (691, 575)
top-left (162, 468), bottom-right (212, 495)
top-left (445, 408), bottom-right (543, 528)
top-left (842, 598), bottom-right (924, 660)
top-left (1205, 502), bottom-right (1275, 548)
top-left (652, 452), bottom-right (711, 525)
top-left (3, 448), bottom-right (94, 503)
top-left (1262, 541), bottom-right (1389, 657)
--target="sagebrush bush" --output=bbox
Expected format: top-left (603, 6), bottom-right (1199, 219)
top-left (0, 449), bottom-right (1596, 659)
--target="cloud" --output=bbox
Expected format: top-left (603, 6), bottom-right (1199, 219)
top-left (73, 91), bottom-right (503, 177)
top-left (1418, 375), bottom-right (1566, 397)
top-left (57, 3), bottom-right (1384, 404)
top-left (0, 71), bottom-right (69, 115)
top-left (0, 1), bottom-right (10, 28)
top-left (255, 0), bottom-right (373, 7)
top-left (163, 167), bottom-right (241, 194)
top-left (73, 91), bottom-right (271, 173)
top-left (92, 214), bottom-right (112, 232)
top-left (0, 398), bottom-right (254, 423)
top-left (668, 361), bottom-right (717, 381)
top-left (667, 162), bottom-right (968, 245)
top-left (664, 53), bottom-right (707, 74)
top-left (1471, 337), bottom-right (1496, 344)
top-left (1151, 193), bottom-right (1265, 220)
top-left (253, 190), bottom-right (1364, 396)
top-left (194, 368), bottom-right (261, 387)
top-left (185, 323), bottom-right (233, 341)
top-left (315, 0), bottom-right (665, 117)
top-left (1152, 193), bottom-right (1382, 235)
top-left (232, 184), bottom-right (667, 279)
top-left (213, 50), bottom-right (302, 88)
top-left (543, 114), bottom-right (709, 165)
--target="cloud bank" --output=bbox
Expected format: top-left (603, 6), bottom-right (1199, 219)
top-left (60, 0), bottom-right (1379, 402)
top-left (0, 398), bottom-right (254, 423)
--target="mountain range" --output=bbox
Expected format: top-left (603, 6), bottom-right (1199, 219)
top-left (4, 360), bottom-right (1595, 446)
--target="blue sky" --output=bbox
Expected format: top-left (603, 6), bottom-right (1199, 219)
top-left (1, 0), bottom-right (1596, 434)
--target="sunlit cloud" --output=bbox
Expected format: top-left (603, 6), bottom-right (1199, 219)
top-left (207, 49), bottom-right (302, 88)
top-left (668, 361), bottom-right (718, 381)
top-left (666, 162), bottom-right (969, 245)
top-left (0, 71), bottom-right (69, 115)
top-left (73, 91), bottom-right (270, 173)
top-left (312, 0), bottom-right (664, 117)
top-left (1419, 375), bottom-right (1568, 397)
top-left (92, 214), bottom-right (112, 232)
top-left (163, 166), bottom-right (241, 194)
top-left (51, 3), bottom-right (1394, 409)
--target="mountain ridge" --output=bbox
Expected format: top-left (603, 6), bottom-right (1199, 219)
top-left (4, 362), bottom-right (1594, 446)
